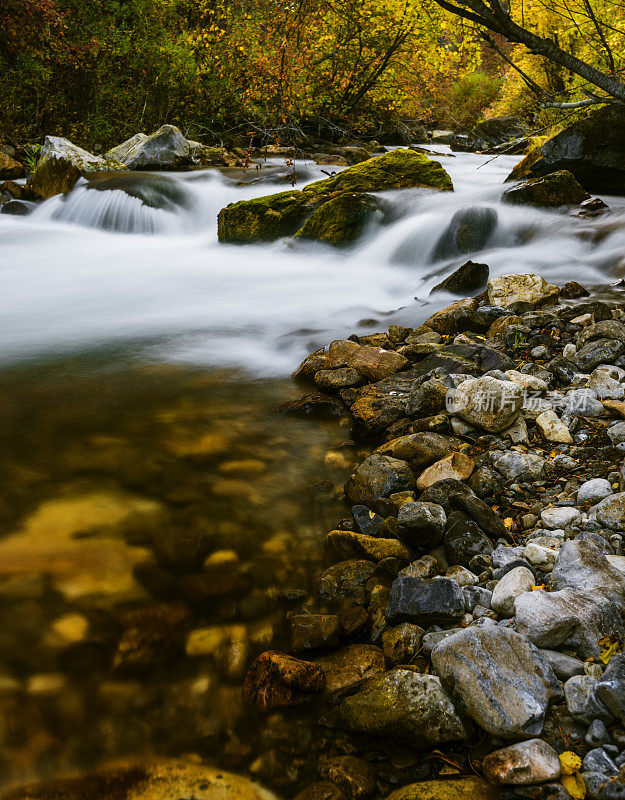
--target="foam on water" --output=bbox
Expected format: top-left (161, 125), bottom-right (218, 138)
top-left (1, 146), bottom-right (624, 373)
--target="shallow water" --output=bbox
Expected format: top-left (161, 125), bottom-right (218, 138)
top-left (1, 146), bottom-right (625, 788)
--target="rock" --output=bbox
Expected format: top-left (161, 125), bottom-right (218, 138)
top-left (280, 392), bottom-right (346, 418)
top-left (345, 454), bottom-right (415, 505)
top-left (352, 505), bottom-right (385, 536)
top-left (431, 260), bottom-right (490, 295)
top-left (348, 346), bottom-right (409, 381)
top-left (471, 116), bottom-right (529, 148)
top-left (377, 433), bottom-right (460, 470)
top-left (515, 588), bottom-right (625, 659)
top-left (493, 451), bottom-right (546, 481)
top-left (382, 623), bottom-right (424, 664)
top-left (526, 105), bottom-right (625, 194)
top-left (503, 170), bottom-right (590, 207)
top-left (576, 340), bottom-right (625, 373)
top-left (431, 627), bottom-right (561, 738)
top-left (313, 645), bottom-right (385, 694)
top-left (112, 125), bottom-right (191, 170)
top-left (30, 136), bottom-right (122, 199)
top-left (288, 615), bottom-right (341, 654)
top-left (416, 453), bottom-right (475, 490)
top-left (564, 674), bottom-right (613, 724)
top-left (590, 493), bottom-right (625, 531)
top-left (242, 650), bottom-right (326, 711)
top-left (315, 368), bottom-right (363, 391)
top-left (524, 543), bottom-right (558, 571)
top-left (382, 777), bottom-right (500, 800)
top-left (386, 576), bottom-right (465, 626)
top-left (407, 379), bottom-right (447, 418)
top-left (219, 190), bottom-right (324, 244)
top-left (464, 586), bottom-right (493, 612)
top-left (0, 199), bottom-right (35, 215)
top-left (317, 756), bottom-right (376, 800)
top-left (305, 149), bottom-right (454, 194)
top-left (583, 748), bottom-right (620, 777)
top-left (432, 208), bottom-right (497, 260)
top-left (594, 654), bottom-right (625, 723)
top-left (396, 502), bottom-right (447, 549)
top-left (325, 531), bottom-right (412, 563)
top-left (541, 507), bottom-right (580, 529)
top-left (482, 739), bottom-right (561, 784)
top-left (0, 152), bottom-right (24, 180)
top-left (294, 783), bottom-right (346, 800)
top-left (295, 193), bottom-right (379, 246)
top-left (339, 668), bottom-right (470, 744)
top-left (453, 376), bottom-right (523, 433)
top-left (316, 560), bottom-right (376, 606)
top-left (420, 480), bottom-right (508, 539)
top-left (540, 650), bottom-right (585, 681)
top-left (551, 540), bottom-right (625, 601)
top-left (443, 510), bottom-right (495, 566)
top-left (608, 422), bottom-right (625, 446)
top-left (487, 274), bottom-right (560, 309)
top-left (0, 759), bottom-right (279, 800)
top-left (491, 566), bottom-right (535, 617)
top-left (536, 410), bottom-right (574, 444)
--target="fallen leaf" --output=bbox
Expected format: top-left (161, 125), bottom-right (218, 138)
top-left (559, 751), bottom-right (582, 775)
top-left (561, 771), bottom-right (586, 799)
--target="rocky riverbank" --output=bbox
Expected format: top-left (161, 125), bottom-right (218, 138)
top-left (238, 271), bottom-right (625, 800)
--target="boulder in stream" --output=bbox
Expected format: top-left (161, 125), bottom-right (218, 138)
top-left (431, 207), bottom-right (497, 260)
top-left (503, 169), bottom-right (590, 207)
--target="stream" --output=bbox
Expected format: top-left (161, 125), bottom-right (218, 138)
top-left (0, 146), bottom-right (624, 789)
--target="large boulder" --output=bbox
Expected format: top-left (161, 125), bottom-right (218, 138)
top-left (470, 115), bottom-right (529, 148)
top-left (551, 539), bottom-right (625, 603)
top-left (339, 668), bottom-right (470, 744)
top-left (431, 627), bottom-right (562, 738)
top-left (503, 170), bottom-right (589, 207)
top-left (521, 105), bottom-right (625, 194)
top-left (218, 149), bottom-right (452, 244)
top-left (487, 273), bottom-right (559, 308)
top-left (30, 136), bottom-right (123, 199)
top-left (108, 125), bottom-right (191, 170)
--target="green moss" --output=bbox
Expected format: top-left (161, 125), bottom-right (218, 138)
top-left (503, 169), bottom-right (590, 207)
top-left (505, 137), bottom-right (546, 182)
top-left (217, 190), bottom-right (322, 243)
top-left (304, 148), bottom-right (453, 194)
top-left (295, 192), bottom-right (379, 246)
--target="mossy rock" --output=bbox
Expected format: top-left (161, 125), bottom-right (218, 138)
top-left (305, 148), bottom-right (453, 194)
top-left (506, 137), bottom-right (546, 182)
top-left (217, 190), bottom-right (323, 244)
top-left (502, 169), bottom-right (590, 207)
top-left (295, 192), bottom-right (380, 246)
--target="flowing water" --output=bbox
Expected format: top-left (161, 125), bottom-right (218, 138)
top-left (0, 146), bottom-right (625, 788)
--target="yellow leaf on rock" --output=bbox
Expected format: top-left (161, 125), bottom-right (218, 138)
top-left (598, 634), bottom-right (623, 664)
top-left (504, 518), bottom-right (513, 529)
top-left (561, 771), bottom-right (586, 799)
top-left (559, 751), bottom-right (582, 775)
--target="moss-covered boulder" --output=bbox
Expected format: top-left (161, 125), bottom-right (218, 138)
top-left (506, 137), bottom-right (546, 182)
top-left (295, 192), bottom-right (379, 246)
top-left (217, 190), bottom-right (324, 244)
top-left (502, 170), bottom-right (590, 207)
top-left (218, 149), bottom-right (452, 245)
top-left (305, 148), bottom-right (453, 194)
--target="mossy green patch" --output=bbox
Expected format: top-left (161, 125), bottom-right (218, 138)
top-left (295, 192), bottom-right (379, 246)
top-left (217, 190), bottom-right (322, 244)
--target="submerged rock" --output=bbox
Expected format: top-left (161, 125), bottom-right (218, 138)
top-left (432, 207), bottom-right (497, 261)
top-left (431, 627), bottom-right (561, 738)
top-left (242, 650), bottom-right (326, 711)
top-left (339, 668), bottom-right (470, 744)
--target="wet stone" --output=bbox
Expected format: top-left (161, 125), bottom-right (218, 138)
top-left (482, 739), bottom-right (561, 785)
top-left (287, 614), bottom-right (341, 654)
top-left (313, 644), bottom-right (385, 694)
top-left (344, 454), bottom-right (415, 506)
top-left (317, 756), bottom-right (376, 800)
top-left (385, 576), bottom-right (465, 626)
top-left (396, 501), bottom-right (446, 549)
top-left (242, 650), bottom-right (326, 711)
top-left (443, 511), bottom-right (494, 567)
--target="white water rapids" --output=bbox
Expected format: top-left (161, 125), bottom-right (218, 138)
top-left (2, 145), bottom-right (625, 374)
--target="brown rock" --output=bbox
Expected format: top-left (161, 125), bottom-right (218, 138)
top-left (420, 298), bottom-right (478, 335)
top-left (348, 346), bottom-right (409, 381)
top-left (242, 650), bottom-right (326, 711)
top-left (318, 756), bottom-right (375, 800)
top-left (325, 531), bottom-right (412, 563)
top-left (377, 432), bottom-right (461, 469)
top-left (416, 452), bottom-right (475, 490)
top-left (280, 393), bottom-right (346, 418)
top-left (314, 644), bottom-right (385, 694)
top-left (383, 777), bottom-right (500, 800)
top-left (0, 152), bottom-right (24, 180)
top-left (295, 783), bottom-right (346, 800)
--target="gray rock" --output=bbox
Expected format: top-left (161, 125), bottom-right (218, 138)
top-left (345, 454), bottom-right (415, 506)
top-left (595, 654), bottom-right (625, 723)
top-left (114, 125), bottom-right (191, 170)
top-left (609, 422), bottom-right (625, 446)
top-left (583, 748), bottom-right (620, 777)
top-left (492, 545), bottom-right (525, 569)
top-left (578, 479), bottom-right (614, 506)
top-left (386, 576), bottom-right (465, 626)
top-left (551, 539), bottom-right (625, 602)
top-left (491, 566), bottom-right (535, 618)
top-left (540, 649), bottom-right (585, 680)
top-left (564, 675), bottom-right (613, 724)
top-left (482, 739), bottom-right (562, 784)
top-left (453, 376), bottom-right (524, 433)
top-left (586, 719), bottom-right (612, 747)
top-left (396, 502), bottom-right (446, 549)
top-left (514, 588), bottom-right (625, 659)
top-left (421, 629), bottom-right (461, 656)
top-left (463, 585), bottom-right (492, 612)
top-left (431, 626), bottom-right (561, 738)
top-left (492, 451), bottom-right (546, 481)
top-left (565, 388), bottom-right (607, 416)
top-left (583, 771), bottom-right (625, 799)
top-left (541, 507), bottom-right (580, 529)
top-left (339, 668), bottom-right (470, 744)
top-left (443, 511), bottom-right (495, 566)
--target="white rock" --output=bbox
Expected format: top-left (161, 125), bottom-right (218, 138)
top-left (563, 343), bottom-right (577, 358)
top-left (571, 313), bottom-right (593, 326)
top-left (487, 274), bottom-right (560, 309)
top-left (524, 542), bottom-right (558, 571)
top-left (577, 478), bottom-right (613, 506)
top-left (446, 565), bottom-right (479, 587)
top-left (491, 566), bottom-right (535, 618)
top-left (607, 555), bottom-right (625, 574)
top-left (540, 507), bottom-right (580, 529)
top-left (536, 409), bottom-right (573, 443)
